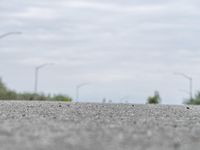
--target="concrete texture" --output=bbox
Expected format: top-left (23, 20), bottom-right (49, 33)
top-left (0, 101), bottom-right (199, 150)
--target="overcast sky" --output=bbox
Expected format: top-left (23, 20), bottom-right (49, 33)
top-left (1, 0), bottom-right (200, 104)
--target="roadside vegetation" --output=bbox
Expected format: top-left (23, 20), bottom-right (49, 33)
top-left (147, 91), bottom-right (161, 104)
top-left (184, 92), bottom-right (200, 105)
top-left (0, 78), bottom-right (72, 102)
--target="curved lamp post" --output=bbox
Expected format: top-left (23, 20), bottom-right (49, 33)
top-left (34, 63), bottom-right (54, 93)
top-left (174, 72), bottom-right (193, 100)
top-left (0, 32), bottom-right (22, 39)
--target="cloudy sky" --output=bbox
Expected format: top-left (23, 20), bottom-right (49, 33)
top-left (1, 0), bottom-right (200, 104)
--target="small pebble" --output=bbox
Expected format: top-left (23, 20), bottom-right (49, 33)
top-left (174, 142), bottom-right (181, 149)
top-left (173, 139), bottom-right (181, 149)
top-left (186, 106), bottom-right (190, 109)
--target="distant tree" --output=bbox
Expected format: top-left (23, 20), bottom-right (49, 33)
top-left (0, 78), bottom-right (17, 100)
top-left (147, 91), bottom-right (161, 104)
top-left (184, 92), bottom-right (200, 105)
top-left (0, 78), bottom-right (7, 92)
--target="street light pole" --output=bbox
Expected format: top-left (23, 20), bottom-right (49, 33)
top-left (76, 83), bottom-right (89, 102)
top-left (34, 63), bottom-right (54, 93)
top-left (174, 72), bottom-right (193, 100)
top-left (0, 32), bottom-right (22, 39)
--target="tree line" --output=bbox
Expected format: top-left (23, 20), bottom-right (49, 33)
top-left (0, 78), bottom-right (72, 102)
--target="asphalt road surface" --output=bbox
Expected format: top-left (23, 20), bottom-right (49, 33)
top-left (0, 101), bottom-right (199, 150)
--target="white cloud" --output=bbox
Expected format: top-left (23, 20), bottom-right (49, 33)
top-left (12, 7), bottom-right (59, 19)
top-left (62, 1), bottom-right (165, 14)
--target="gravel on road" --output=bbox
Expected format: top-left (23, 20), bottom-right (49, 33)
top-left (0, 101), bottom-right (199, 150)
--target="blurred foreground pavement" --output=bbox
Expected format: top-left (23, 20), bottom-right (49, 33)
top-left (0, 101), bottom-right (199, 150)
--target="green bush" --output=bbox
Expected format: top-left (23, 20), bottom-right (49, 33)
top-left (51, 94), bottom-right (72, 102)
top-left (147, 91), bottom-right (161, 104)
